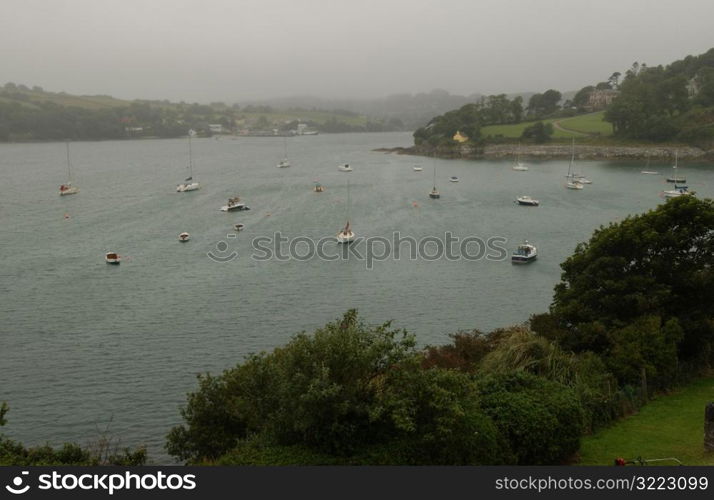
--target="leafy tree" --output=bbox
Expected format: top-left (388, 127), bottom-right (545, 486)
top-left (521, 121), bottom-right (553, 143)
top-left (538, 197), bottom-right (714, 381)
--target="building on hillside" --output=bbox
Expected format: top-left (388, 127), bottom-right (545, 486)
top-left (586, 89), bottom-right (619, 111)
top-left (453, 130), bottom-right (469, 143)
top-left (209, 124), bottom-right (224, 134)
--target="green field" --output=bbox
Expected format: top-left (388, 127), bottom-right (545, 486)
top-left (578, 377), bottom-right (714, 465)
top-left (559, 111), bottom-right (613, 136)
top-left (481, 111), bottom-right (613, 140)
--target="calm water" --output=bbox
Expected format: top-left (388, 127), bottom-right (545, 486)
top-left (1, 132), bottom-right (712, 462)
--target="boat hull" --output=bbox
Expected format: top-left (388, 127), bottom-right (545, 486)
top-left (336, 231), bottom-right (355, 244)
top-left (220, 204), bottom-right (249, 212)
top-left (177, 182), bottom-right (200, 192)
top-left (511, 255), bottom-right (537, 264)
top-left (429, 192), bottom-right (440, 199)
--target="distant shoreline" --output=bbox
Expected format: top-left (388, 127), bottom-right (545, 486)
top-left (376, 143), bottom-right (713, 162)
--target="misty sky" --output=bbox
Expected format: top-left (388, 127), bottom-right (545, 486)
top-left (2, 0), bottom-right (713, 103)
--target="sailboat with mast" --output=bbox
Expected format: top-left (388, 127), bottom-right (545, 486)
top-left (512, 142), bottom-right (528, 171)
top-left (277, 136), bottom-right (291, 168)
top-left (666, 151), bottom-right (686, 183)
top-left (59, 142), bottom-right (79, 196)
top-left (565, 138), bottom-right (583, 190)
top-left (336, 181), bottom-right (355, 243)
top-left (176, 130), bottom-right (201, 192)
top-left (429, 157), bottom-right (440, 199)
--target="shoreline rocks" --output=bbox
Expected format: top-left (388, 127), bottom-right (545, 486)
top-left (375, 144), bottom-right (712, 161)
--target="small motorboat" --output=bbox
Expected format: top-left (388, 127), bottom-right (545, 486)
top-left (336, 221), bottom-right (355, 244)
top-left (516, 195), bottom-right (539, 206)
top-left (314, 182), bottom-right (325, 192)
top-left (449, 176), bottom-right (459, 182)
top-left (512, 163), bottom-right (528, 171)
top-left (105, 252), bottom-right (121, 265)
top-left (59, 183), bottom-right (79, 196)
top-left (220, 197), bottom-right (250, 212)
top-left (277, 158), bottom-right (291, 168)
top-left (575, 176), bottom-right (592, 184)
top-left (178, 232), bottom-right (190, 242)
top-left (566, 180), bottom-right (584, 190)
top-left (641, 170), bottom-right (660, 175)
top-left (233, 223), bottom-right (245, 232)
top-left (663, 185), bottom-right (694, 198)
top-left (413, 166), bottom-right (423, 172)
top-left (511, 241), bottom-right (537, 264)
top-left (338, 163), bottom-right (353, 172)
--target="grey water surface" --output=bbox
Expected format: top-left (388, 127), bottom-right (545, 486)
top-left (1, 132), bottom-right (711, 461)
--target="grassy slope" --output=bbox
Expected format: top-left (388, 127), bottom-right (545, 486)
top-left (578, 377), bottom-right (714, 465)
top-left (559, 111), bottom-right (613, 136)
top-left (481, 111), bottom-right (613, 140)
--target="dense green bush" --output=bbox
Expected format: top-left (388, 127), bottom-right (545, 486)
top-left (0, 402), bottom-right (146, 466)
top-left (476, 372), bottom-right (584, 465)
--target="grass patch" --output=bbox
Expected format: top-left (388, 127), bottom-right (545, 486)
top-left (578, 377), bottom-right (714, 465)
top-left (558, 111), bottom-right (613, 136)
top-left (481, 119), bottom-right (576, 139)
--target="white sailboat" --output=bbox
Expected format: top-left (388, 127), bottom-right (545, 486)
top-left (641, 154), bottom-right (659, 175)
top-left (176, 130), bottom-right (201, 192)
top-left (59, 142), bottom-right (79, 196)
top-left (512, 143), bottom-right (528, 171)
top-left (565, 138), bottom-right (584, 190)
top-left (277, 137), bottom-right (291, 168)
top-left (336, 181), bottom-right (355, 243)
top-left (429, 156), bottom-right (440, 199)
top-left (666, 151), bottom-right (686, 183)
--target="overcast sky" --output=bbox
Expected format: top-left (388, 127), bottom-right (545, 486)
top-left (1, 0), bottom-right (712, 103)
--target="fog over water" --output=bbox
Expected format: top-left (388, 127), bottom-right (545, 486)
top-left (2, 0), bottom-right (713, 102)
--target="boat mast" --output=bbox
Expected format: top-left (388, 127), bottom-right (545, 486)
top-left (432, 154), bottom-right (437, 190)
top-left (567, 138), bottom-right (575, 177)
top-left (65, 142), bottom-right (72, 182)
top-left (188, 132), bottom-right (194, 178)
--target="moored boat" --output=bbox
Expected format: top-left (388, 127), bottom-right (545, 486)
top-left (220, 197), bottom-right (249, 212)
top-left (105, 252), bottom-right (121, 264)
top-left (511, 241), bottom-right (537, 264)
top-left (516, 195), bottom-right (539, 206)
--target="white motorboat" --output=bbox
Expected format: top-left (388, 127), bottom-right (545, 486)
top-left (511, 241), bottom-right (537, 264)
top-left (641, 170), bottom-right (660, 175)
top-left (105, 252), bottom-right (121, 264)
top-left (449, 176), bottom-right (459, 182)
top-left (178, 232), bottom-right (190, 242)
top-left (59, 142), bottom-right (80, 196)
top-left (338, 163), bottom-right (353, 172)
top-left (516, 195), bottom-right (540, 206)
top-left (233, 223), bottom-right (245, 232)
top-left (566, 180), bottom-right (584, 190)
top-left (413, 166), bottom-right (423, 172)
top-left (220, 197), bottom-right (249, 212)
top-left (277, 158), bottom-right (291, 168)
top-left (663, 184), bottom-right (694, 198)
